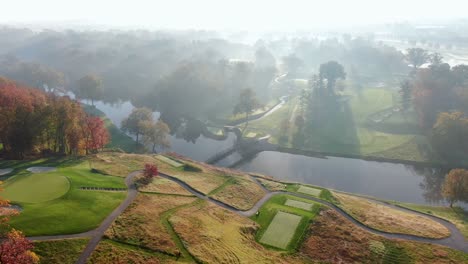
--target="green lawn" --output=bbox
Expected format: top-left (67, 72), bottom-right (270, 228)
top-left (246, 87), bottom-right (435, 163)
top-left (2, 173), bottom-right (70, 203)
top-left (2, 159), bottom-right (126, 236)
top-left (259, 211), bottom-right (302, 249)
top-left (297, 186), bottom-right (322, 197)
top-left (251, 194), bottom-right (321, 251)
top-left (34, 238), bottom-right (89, 264)
top-left (284, 199), bottom-right (313, 211)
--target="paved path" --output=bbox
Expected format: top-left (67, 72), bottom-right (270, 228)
top-left (27, 169), bottom-right (468, 263)
top-left (28, 171), bottom-right (140, 264)
top-left (160, 173), bottom-right (468, 253)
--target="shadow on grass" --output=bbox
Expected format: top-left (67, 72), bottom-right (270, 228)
top-left (292, 91), bottom-right (361, 155)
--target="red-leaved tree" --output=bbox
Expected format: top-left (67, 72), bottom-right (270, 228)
top-left (0, 229), bottom-right (39, 264)
top-left (142, 164), bottom-right (158, 185)
top-left (83, 116), bottom-right (110, 154)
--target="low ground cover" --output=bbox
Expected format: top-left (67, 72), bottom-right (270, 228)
top-left (210, 176), bottom-right (266, 210)
top-left (334, 192), bottom-right (451, 239)
top-left (169, 201), bottom-right (306, 263)
top-left (89, 240), bottom-right (177, 264)
top-left (104, 193), bottom-right (196, 256)
top-left (34, 238), bottom-right (89, 264)
top-left (300, 209), bottom-right (468, 263)
top-left (138, 176), bottom-right (193, 196)
top-left (4, 160), bottom-right (126, 236)
top-left (395, 202), bottom-right (468, 239)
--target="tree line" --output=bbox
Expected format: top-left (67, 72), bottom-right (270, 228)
top-left (0, 77), bottom-right (109, 159)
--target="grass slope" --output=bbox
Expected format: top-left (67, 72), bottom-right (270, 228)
top-left (4, 160), bottom-right (126, 236)
top-left (34, 239), bottom-right (89, 264)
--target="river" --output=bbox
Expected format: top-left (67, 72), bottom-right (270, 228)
top-left (94, 99), bottom-right (464, 208)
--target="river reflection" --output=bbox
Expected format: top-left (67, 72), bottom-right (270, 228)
top-left (237, 151), bottom-right (460, 206)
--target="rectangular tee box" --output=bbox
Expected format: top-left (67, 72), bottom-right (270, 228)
top-left (297, 185), bottom-right (322, 196)
top-left (260, 211), bottom-right (302, 249)
top-left (284, 199), bottom-right (313, 211)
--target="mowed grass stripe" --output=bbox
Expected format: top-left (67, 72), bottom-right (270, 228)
top-left (260, 211), bottom-right (302, 249)
top-left (284, 199), bottom-right (313, 211)
top-left (155, 155), bottom-right (184, 168)
top-left (297, 186), bottom-right (321, 196)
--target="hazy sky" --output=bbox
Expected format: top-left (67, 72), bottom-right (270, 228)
top-left (1, 0), bottom-right (466, 30)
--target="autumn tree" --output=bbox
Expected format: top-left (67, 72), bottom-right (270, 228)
top-left (0, 77), bottom-right (109, 158)
top-left (319, 61), bottom-right (346, 96)
top-left (140, 164), bottom-right (158, 185)
top-left (233, 88), bottom-right (261, 135)
top-left (121, 107), bottom-right (153, 146)
top-left (77, 75), bottom-right (103, 106)
top-left (0, 229), bottom-right (39, 264)
top-left (142, 120), bottom-right (171, 153)
top-left (83, 116), bottom-right (110, 154)
top-left (442, 169), bottom-right (468, 207)
top-left (406, 48), bottom-right (428, 70)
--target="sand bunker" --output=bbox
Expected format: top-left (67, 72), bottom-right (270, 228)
top-left (27, 167), bottom-right (57, 173)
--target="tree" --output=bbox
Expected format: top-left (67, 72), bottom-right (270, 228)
top-left (429, 52), bottom-right (443, 66)
top-left (442, 169), bottom-right (468, 207)
top-left (254, 47), bottom-right (276, 69)
top-left (399, 80), bottom-right (412, 111)
top-left (121, 108), bottom-right (153, 146)
top-left (233, 88), bottom-right (261, 135)
top-left (319, 61), bottom-right (346, 96)
top-left (282, 54), bottom-right (303, 77)
top-left (0, 229), bottom-right (39, 264)
top-left (142, 120), bottom-right (171, 153)
top-left (140, 164), bottom-right (158, 185)
top-left (452, 64), bottom-right (468, 86)
top-left (83, 116), bottom-right (110, 154)
top-left (406, 48), bottom-right (428, 70)
top-left (431, 112), bottom-right (468, 161)
top-left (77, 75), bottom-right (103, 106)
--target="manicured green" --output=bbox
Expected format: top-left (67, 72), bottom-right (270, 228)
top-left (4, 159), bottom-right (126, 236)
top-left (246, 87), bottom-right (437, 163)
top-left (2, 173), bottom-right (70, 203)
top-left (260, 211), bottom-right (302, 249)
top-left (34, 238), bottom-right (89, 264)
top-left (251, 194), bottom-right (321, 251)
top-left (284, 199), bottom-right (313, 211)
top-left (297, 186), bottom-right (322, 197)
top-left (155, 155), bottom-right (184, 168)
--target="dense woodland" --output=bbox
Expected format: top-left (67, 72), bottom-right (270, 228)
top-left (0, 77), bottom-right (109, 158)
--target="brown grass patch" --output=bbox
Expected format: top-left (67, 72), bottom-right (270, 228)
top-left (138, 175), bottom-right (193, 196)
top-left (104, 193), bottom-right (196, 255)
top-left (256, 177), bottom-right (288, 191)
top-left (169, 201), bottom-right (307, 263)
top-left (334, 192), bottom-right (451, 239)
top-left (91, 152), bottom-right (161, 177)
top-left (301, 209), bottom-right (468, 263)
top-left (211, 177), bottom-right (266, 210)
top-left (89, 240), bottom-right (177, 264)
